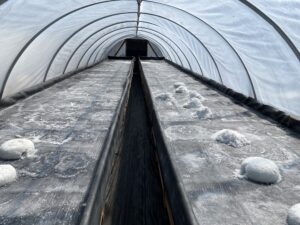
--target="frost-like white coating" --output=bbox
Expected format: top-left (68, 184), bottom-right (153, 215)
top-left (183, 97), bottom-right (203, 109)
top-left (240, 157), bottom-right (281, 184)
top-left (173, 82), bottom-right (185, 88)
top-left (189, 91), bottom-right (205, 101)
top-left (194, 106), bottom-right (212, 119)
top-left (212, 129), bottom-right (250, 148)
top-left (155, 93), bottom-right (174, 102)
top-left (155, 93), bottom-right (176, 106)
top-left (288, 204), bottom-right (300, 225)
top-left (175, 86), bottom-right (188, 94)
top-left (0, 138), bottom-right (36, 160)
top-left (0, 165), bottom-right (17, 186)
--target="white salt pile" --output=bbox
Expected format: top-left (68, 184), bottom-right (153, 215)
top-left (287, 204), bottom-right (300, 225)
top-left (189, 90), bottom-right (205, 101)
top-left (155, 93), bottom-right (176, 106)
top-left (0, 165), bottom-right (17, 186)
top-left (173, 82), bottom-right (185, 88)
top-left (183, 97), bottom-right (203, 109)
top-left (212, 129), bottom-right (250, 148)
top-left (240, 157), bottom-right (281, 184)
top-left (175, 85), bottom-right (188, 94)
top-left (194, 106), bottom-right (212, 119)
top-left (0, 138), bottom-right (36, 160)
top-left (155, 93), bottom-right (174, 102)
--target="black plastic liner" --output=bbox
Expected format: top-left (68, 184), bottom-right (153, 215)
top-left (165, 59), bottom-right (300, 133)
top-left (78, 59), bottom-right (135, 225)
top-left (106, 61), bottom-right (171, 225)
top-left (138, 59), bottom-right (197, 225)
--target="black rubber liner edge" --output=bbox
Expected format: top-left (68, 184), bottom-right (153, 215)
top-left (78, 58), bottom-right (135, 225)
top-left (0, 62), bottom-right (103, 110)
top-left (108, 56), bottom-right (135, 60)
top-left (165, 59), bottom-right (300, 134)
top-left (138, 59), bottom-right (198, 225)
top-left (108, 56), bottom-right (164, 60)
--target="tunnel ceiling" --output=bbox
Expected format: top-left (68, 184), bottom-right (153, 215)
top-left (0, 0), bottom-right (299, 117)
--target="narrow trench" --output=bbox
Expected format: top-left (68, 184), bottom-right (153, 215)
top-left (109, 61), bottom-right (171, 225)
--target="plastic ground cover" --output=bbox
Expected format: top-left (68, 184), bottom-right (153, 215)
top-left (0, 60), bottom-right (132, 225)
top-left (141, 60), bottom-right (300, 225)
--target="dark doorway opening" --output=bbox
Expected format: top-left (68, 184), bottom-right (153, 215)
top-left (126, 39), bottom-right (148, 57)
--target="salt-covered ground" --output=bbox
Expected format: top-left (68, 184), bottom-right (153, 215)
top-left (0, 60), bottom-right (132, 224)
top-left (141, 60), bottom-right (300, 225)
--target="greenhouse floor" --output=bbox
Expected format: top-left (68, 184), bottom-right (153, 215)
top-left (0, 60), bottom-right (133, 225)
top-left (141, 60), bottom-right (300, 225)
top-left (0, 59), bottom-right (300, 225)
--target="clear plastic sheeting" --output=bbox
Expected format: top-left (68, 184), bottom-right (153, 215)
top-left (1, 1), bottom-right (137, 97)
top-left (141, 0), bottom-right (300, 117)
top-left (0, 0), bottom-right (299, 117)
top-left (248, 0), bottom-right (300, 50)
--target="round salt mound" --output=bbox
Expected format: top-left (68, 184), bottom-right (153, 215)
top-left (189, 91), bottom-right (205, 101)
top-left (0, 165), bottom-right (17, 186)
top-left (212, 129), bottom-right (250, 148)
top-left (175, 86), bottom-right (188, 94)
top-left (0, 138), bottom-right (36, 160)
top-left (194, 106), bottom-right (212, 119)
top-left (174, 82), bottom-right (185, 88)
top-left (240, 157), bottom-right (281, 184)
top-left (183, 97), bottom-right (202, 109)
top-left (287, 204), bottom-right (300, 225)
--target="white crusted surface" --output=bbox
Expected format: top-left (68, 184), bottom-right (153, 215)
top-left (0, 138), bottom-right (36, 160)
top-left (175, 85), bottom-right (188, 94)
top-left (212, 129), bottom-right (250, 148)
top-left (0, 165), bottom-right (17, 186)
top-left (173, 82), bottom-right (185, 88)
top-left (288, 204), bottom-right (300, 225)
top-left (183, 97), bottom-right (203, 109)
top-left (155, 93), bottom-right (176, 106)
top-left (194, 106), bottom-right (212, 119)
top-left (240, 157), bottom-right (281, 184)
top-left (189, 90), bottom-right (205, 101)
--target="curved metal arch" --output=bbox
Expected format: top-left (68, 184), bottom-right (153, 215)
top-left (63, 21), bottom-right (162, 75)
top-left (141, 12), bottom-right (224, 84)
top-left (98, 35), bottom-right (136, 62)
top-left (143, 1), bottom-right (257, 99)
top-left (138, 25), bottom-right (203, 74)
top-left (76, 25), bottom-right (180, 69)
top-left (140, 25), bottom-right (202, 73)
top-left (148, 42), bottom-right (159, 57)
top-left (72, 25), bottom-right (172, 69)
top-left (0, 0), bottom-right (7, 5)
top-left (63, 21), bottom-right (133, 74)
top-left (84, 28), bottom-right (136, 67)
top-left (90, 26), bottom-right (183, 67)
top-left (133, 34), bottom-right (172, 60)
top-left (43, 12), bottom-right (136, 81)
top-left (113, 40), bottom-right (126, 56)
top-left (134, 36), bottom-right (172, 61)
top-left (92, 28), bottom-right (185, 66)
top-left (0, 0), bottom-right (135, 99)
top-left (239, 0), bottom-right (299, 61)
top-left (138, 28), bottom-right (192, 70)
top-left (99, 33), bottom-right (172, 63)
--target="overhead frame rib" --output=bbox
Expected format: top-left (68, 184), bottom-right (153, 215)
top-left (138, 25), bottom-right (203, 74)
top-left (143, 1), bottom-right (257, 99)
top-left (0, 0), bottom-right (136, 99)
top-left (239, 0), bottom-right (300, 61)
top-left (91, 27), bottom-right (183, 66)
top-left (43, 13), bottom-right (136, 81)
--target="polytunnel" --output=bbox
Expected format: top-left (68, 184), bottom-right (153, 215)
top-left (0, 0), bottom-right (300, 225)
